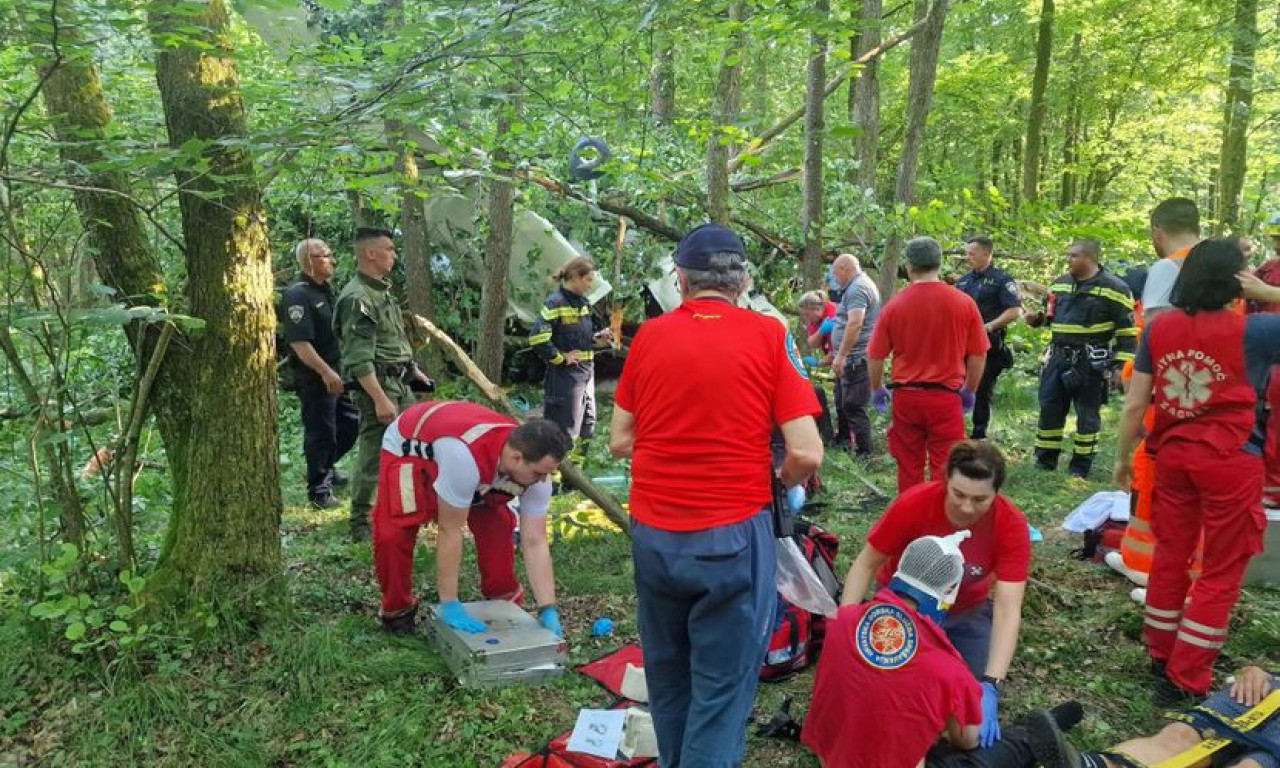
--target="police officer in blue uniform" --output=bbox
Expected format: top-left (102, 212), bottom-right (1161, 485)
top-left (1026, 239), bottom-right (1137, 478)
top-left (278, 238), bottom-right (360, 508)
top-left (956, 237), bottom-right (1023, 440)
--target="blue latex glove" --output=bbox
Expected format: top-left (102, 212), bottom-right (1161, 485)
top-left (871, 387), bottom-right (891, 413)
top-left (979, 681), bottom-right (1002, 747)
top-left (440, 600), bottom-right (487, 634)
top-left (818, 318), bottom-right (835, 336)
top-left (786, 485), bottom-right (807, 513)
top-left (803, 356), bottom-right (819, 367)
top-left (539, 606), bottom-right (563, 638)
top-left (959, 387), bottom-right (976, 414)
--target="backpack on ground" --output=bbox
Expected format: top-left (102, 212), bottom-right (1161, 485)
top-left (760, 519), bottom-right (840, 682)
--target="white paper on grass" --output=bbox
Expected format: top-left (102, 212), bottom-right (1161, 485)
top-left (1061, 490), bottom-right (1131, 533)
top-left (776, 537), bottom-right (839, 619)
top-left (566, 709), bottom-right (626, 760)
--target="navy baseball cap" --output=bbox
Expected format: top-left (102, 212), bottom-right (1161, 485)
top-left (675, 223), bottom-right (746, 269)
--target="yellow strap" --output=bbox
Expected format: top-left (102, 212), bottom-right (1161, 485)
top-left (1151, 690), bottom-right (1280, 768)
top-left (1053, 322), bottom-right (1117, 334)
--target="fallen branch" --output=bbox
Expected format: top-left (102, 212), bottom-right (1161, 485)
top-left (406, 312), bottom-right (631, 535)
top-left (731, 167), bottom-right (800, 192)
top-left (728, 12), bottom-right (933, 173)
top-left (517, 171), bottom-right (682, 242)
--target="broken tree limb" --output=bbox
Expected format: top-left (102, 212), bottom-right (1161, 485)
top-left (728, 13), bottom-right (932, 174)
top-left (517, 171), bottom-right (682, 242)
top-left (731, 167), bottom-right (801, 192)
top-left (407, 312), bottom-right (632, 536)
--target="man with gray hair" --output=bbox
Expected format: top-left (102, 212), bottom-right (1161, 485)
top-left (830, 253), bottom-right (882, 456)
top-left (610, 222), bottom-right (823, 768)
top-left (278, 238), bottom-right (359, 509)
top-left (867, 237), bottom-right (990, 492)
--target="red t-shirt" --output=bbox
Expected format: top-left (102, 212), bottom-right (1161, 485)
top-left (615, 297), bottom-right (820, 531)
top-left (867, 282), bottom-right (989, 389)
top-left (806, 301), bottom-right (839, 354)
top-left (869, 481), bottom-right (1031, 612)
top-left (1249, 260), bottom-right (1280, 314)
top-left (802, 589), bottom-right (983, 768)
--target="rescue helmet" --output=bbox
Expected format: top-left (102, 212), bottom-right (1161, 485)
top-left (888, 531), bottom-right (971, 622)
top-left (1267, 214), bottom-right (1280, 238)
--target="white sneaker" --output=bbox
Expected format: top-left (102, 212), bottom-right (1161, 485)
top-left (1104, 550), bottom-right (1149, 587)
top-left (1130, 587), bottom-right (1146, 604)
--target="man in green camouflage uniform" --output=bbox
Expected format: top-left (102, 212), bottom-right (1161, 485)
top-left (334, 227), bottom-right (432, 541)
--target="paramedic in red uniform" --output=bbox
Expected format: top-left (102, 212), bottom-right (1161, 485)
top-left (1116, 238), bottom-right (1280, 703)
top-left (805, 532), bottom-right (1075, 768)
top-left (371, 401), bottom-right (571, 637)
top-left (610, 223), bottom-right (823, 768)
top-left (868, 236), bottom-right (989, 492)
top-left (841, 441), bottom-right (1031, 749)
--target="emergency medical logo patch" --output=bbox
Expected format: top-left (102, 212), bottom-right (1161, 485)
top-left (287, 305), bottom-right (305, 324)
top-left (1156, 349), bottom-right (1224, 417)
top-left (785, 332), bottom-right (809, 380)
top-left (855, 603), bottom-right (918, 669)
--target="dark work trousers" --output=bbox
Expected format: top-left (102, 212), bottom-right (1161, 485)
top-left (925, 725), bottom-right (1037, 768)
top-left (832, 375), bottom-right (850, 444)
top-left (1035, 353), bottom-right (1105, 477)
top-left (632, 509), bottom-right (776, 768)
top-left (297, 379), bottom-right (360, 501)
top-left (840, 358), bottom-right (873, 455)
top-left (939, 601), bottom-right (994, 680)
top-left (971, 343), bottom-right (1009, 440)
top-left (543, 363), bottom-right (596, 440)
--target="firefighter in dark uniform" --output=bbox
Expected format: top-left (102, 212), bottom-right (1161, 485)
top-left (529, 256), bottom-right (612, 453)
top-left (1026, 238), bottom-right (1137, 478)
top-left (279, 238), bottom-right (360, 509)
top-left (955, 236), bottom-right (1022, 440)
top-left (334, 227), bottom-right (433, 541)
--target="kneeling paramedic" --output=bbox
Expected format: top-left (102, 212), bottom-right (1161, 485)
top-left (805, 533), bottom-right (1079, 768)
top-left (372, 400), bottom-right (571, 636)
top-left (841, 440), bottom-right (1032, 749)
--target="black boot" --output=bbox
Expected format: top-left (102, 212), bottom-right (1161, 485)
top-left (1025, 709), bottom-right (1083, 768)
top-left (380, 605), bottom-right (418, 635)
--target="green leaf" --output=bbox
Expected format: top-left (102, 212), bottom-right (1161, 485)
top-left (109, 620), bottom-right (130, 632)
top-left (65, 621), bottom-right (86, 641)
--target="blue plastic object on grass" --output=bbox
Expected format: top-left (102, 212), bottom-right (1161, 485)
top-left (1028, 525), bottom-right (1043, 543)
top-left (592, 618), bottom-right (615, 637)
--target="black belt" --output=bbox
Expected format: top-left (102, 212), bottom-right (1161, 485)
top-left (888, 382), bottom-right (958, 393)
top-left (377, 362), bottom-right (414, 379)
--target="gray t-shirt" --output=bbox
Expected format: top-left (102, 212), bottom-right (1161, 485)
top-left (831, 272), bottom-right (882, 365)
top-left (1141, 258), bottom-right (1181, 313)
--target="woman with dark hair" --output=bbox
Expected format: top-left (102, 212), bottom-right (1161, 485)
top-left (1115, 238), bottom-right (1280, 703)
top-left (528, 257), bottom-right (612, 452)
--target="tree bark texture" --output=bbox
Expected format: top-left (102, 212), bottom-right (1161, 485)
top-left (649, 33), bottom-right (676, 124)
top-left (1059, 32), bottom-right (1082, 208)
top-left (1021, 0), bottom-right (1053, 205)
top-left (705, 1), bottom-right (748, 225)
top-left (387, 119), bottom-right (440, 375)
top-left (801, 0), bottom-right (829, 289)
top-left (477, 85), bottom-right (517, 383)
top-left (850, 0), bottom-right (883, 193)
top-left (1215, 0), bottom-right (1258, 234)
top-left (148, 0), bottom-right (282, 606)
top-left (876, 0), bottom-right (948, 299)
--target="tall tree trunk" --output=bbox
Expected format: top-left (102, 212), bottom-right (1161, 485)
top-left (876, 0), bottom-right (948, 299)
top-left (850, 0), bottom-right (882, 193)
top-left (750, 40), bottom-right (770, 128)
top-left (649, 33), bottom-right (676, 124)
top-left (706, 1), bottom-right (748, 225)
top-left (800, 0), bottom-right (829, 289)
top-left (1021, 0), bottom-right (1053, 205)
top-left (476, 8), bottom-right (521, 383)
top-left (1214, 0), bottom-right (1258, 234)
top-left (148, 0), bottom-right (281, 607)
top-left (1059, 32), bottom-right (1081, 208)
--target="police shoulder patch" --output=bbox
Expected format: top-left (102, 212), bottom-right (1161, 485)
top-left (1005, 280), bottom-right (1019, 296)
top-left (784, 332), bottom-right (809, 380)
top-left (287, 304), bottom-right (305, 323)
top-left (855, 603), bottom-right (919, 669)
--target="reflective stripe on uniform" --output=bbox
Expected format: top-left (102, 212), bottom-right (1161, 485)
top-left (1053, 322), bottom-right (1116, 334)
top-left (398, 463), bottom-right (416, 514)
top-left (1145, 617), bottom-right (1179, 631)
top-left (1084, 286), bottom-right (1135, 309)
top-left (1146, 605), bottom-right (1182, 619)
top-left (410, 402), bottom-right (452, 438)
top-left (460, 422), bottom-right (508, 444)
top-left (1180, 618), bottom-right (1227, 637)
top-left (529, 332), bottom-right (553, 345)
top-left (1175, 631), bottom-right (1225, 650)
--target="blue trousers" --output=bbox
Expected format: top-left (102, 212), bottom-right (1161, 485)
top-left (939, 601), bottom-right (994, 679)
top-left (633, 510), bottom-right (776, 768)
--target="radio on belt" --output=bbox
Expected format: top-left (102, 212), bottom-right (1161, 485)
top-left (425, 600), bottom-right (567, 688)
